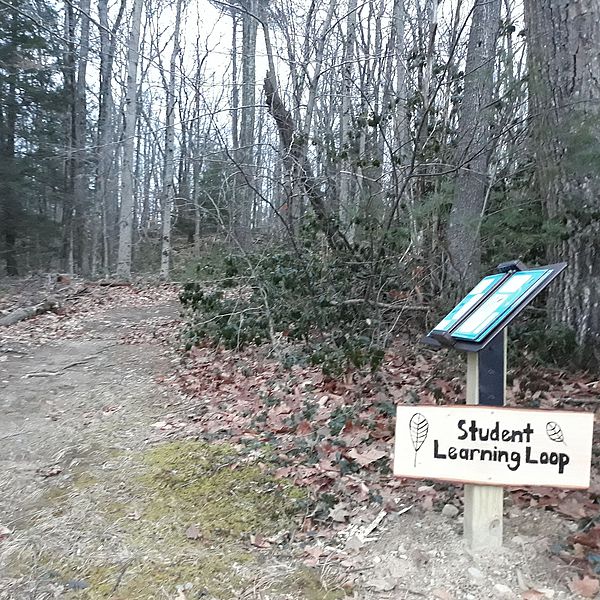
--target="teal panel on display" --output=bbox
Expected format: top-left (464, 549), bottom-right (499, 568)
top-left (430, 274), bottom-right (504, 334)
top-left (451, 269), bottom-right (552, 342)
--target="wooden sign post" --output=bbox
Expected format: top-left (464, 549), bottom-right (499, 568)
top-left (464, 331), bottom-right (506, 549)
top-left (400, 261), bottom-right (594, 550)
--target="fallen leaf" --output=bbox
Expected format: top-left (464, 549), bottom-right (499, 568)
top-left (366, 577), bottom-right (396, 592)
top-left (347, 448), bottom-right (387, 467)
top-left (432, 588), bottom-right (453, 600)
top-left (421, 495), bottom-right (434, 511)
top-left (249, 533), bottom-right (271, 548)
top-left (37, 465), bottom-right (62, 478)
top-left (329, 503), bottom-right (350, 523)
top-left (185, 525), bottom-right (202, 540)
top-left (573, 526), bottom-right (600, 550)
top-left (0, 525), bottom-right (11, 541)
top-left (344, 535), bottom-right (364, 552)
top-left (522, 591), bottom-right (544, 600)
top-left (303, 546), bottom-right (325, 559)
top-left (296, 420), bottom-right (312, 435)
top-left (568, 575), bottom-right (600, 598)
top-left (557, 498), bottom-right (589, 520)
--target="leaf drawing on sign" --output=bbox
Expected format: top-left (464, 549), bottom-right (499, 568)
top-left (409, 413), bottom-right (429, 467)
top-left (546, 421), bottom-right (565, 444)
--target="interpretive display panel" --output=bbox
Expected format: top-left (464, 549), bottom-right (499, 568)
top-left (411, 260), bottom-right (574, 549)
top-left (424, 262), bottom-right (567, 351)
top-left (430, 274), bottom-right (504, 334)
top-left (451, 269), bottom-right (552, 342)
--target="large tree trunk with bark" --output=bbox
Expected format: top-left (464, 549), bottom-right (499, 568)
top-left (73, 0), bottom-right (91, 273)
top-left (0, 11), bottom-right (19, 278)
top-left (0, 68), bottom-right (18, 276)
top-left (62, 1), bottom-right (76, 273)
top-left (446, 0), bottom-right (501, 290)
top-left (525, 0), bottom-right (600, 367)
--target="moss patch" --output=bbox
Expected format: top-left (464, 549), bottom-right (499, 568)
top-left (281, 567), bottom-right (349, 600)
top-left (11, 441), bottom-right (308, 599)
top-left (138, 440), bottom-right (306, 540)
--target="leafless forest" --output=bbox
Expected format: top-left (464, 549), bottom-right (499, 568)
top-left (2, 2), bottom-right (600, 597)
top-left (0, 0), bottom-right (598, 364)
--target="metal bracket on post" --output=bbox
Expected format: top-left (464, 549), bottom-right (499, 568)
top-left (478, 331), bottom-right (506, 407)
top-left (463, 330), bottom-right (506, 550)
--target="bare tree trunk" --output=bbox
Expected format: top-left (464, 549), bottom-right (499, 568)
top-left (95, 0), bottom-right (124, 275)
top-left (140, 126), bottom-right (151, 230)
top-left (192, 112), bottom-right (204, 257)
top-left (390, 0), bottom-right (410, 231)
top-left (406, 0), bottom-right (440, 257)
top-left (231, 14), bottom-right (239, 150)
top-left (73, 0), bottom-right (91, 273)
top-left (261, 3), bottom-right (353, 253)
top-left (446, 0), bottom-right (501, 290)
top-left (338, 0), bottom-right (358, 242)
top-left (62, 1), bottom-right (76, 274)
top-left (525, 0), bottom-right (600, 367)
top-left (358, 0), bottom-right (386, 236)
top-left (235, 0), bottom-right (258, 247)
top-left (0, 19), bottom-right (18, 276)
top-left (116, 0), bottom-right (143, 280)
top-left (159, 0), bottom-right (183, 280)
top-left (264, 74), bottom-right (352, 254)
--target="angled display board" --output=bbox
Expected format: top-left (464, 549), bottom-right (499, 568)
top-left (425, 262), bottom-right (567, 352)
top-left (452, 268), bottom-right (553, 342)
top-left (431, 274), bottom-right (505, 334)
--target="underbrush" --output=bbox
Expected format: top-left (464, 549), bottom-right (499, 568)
top-left (510, 314), bottom-right (579, 367)
top-left (179, 234), bottom-right (426, 375)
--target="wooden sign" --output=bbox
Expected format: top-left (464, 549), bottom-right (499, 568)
top-left (394, 405), bottom-right (594, 489)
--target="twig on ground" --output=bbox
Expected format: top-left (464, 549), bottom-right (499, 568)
top-left (328, 298), bottom-right (430, 311)
top-left (111, 561), bottom-right (132, 594)
top-left (558, 397), bottom-right (600, 405)
top-left (21, 346), bottom-right (115, 378)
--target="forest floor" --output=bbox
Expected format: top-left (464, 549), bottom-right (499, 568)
top-left (1, 279), bottom-right (600, 600)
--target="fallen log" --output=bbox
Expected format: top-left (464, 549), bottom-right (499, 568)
top-left (0, 299), bottom-right (59, 327)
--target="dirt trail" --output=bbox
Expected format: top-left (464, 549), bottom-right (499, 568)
top-left (0, 302), bottom-right (179, 598)
top-left (0, 293), bottom-right (330, 600)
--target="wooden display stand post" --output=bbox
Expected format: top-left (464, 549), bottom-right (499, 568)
top-left (463, 331), bottom-right (506, 549)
